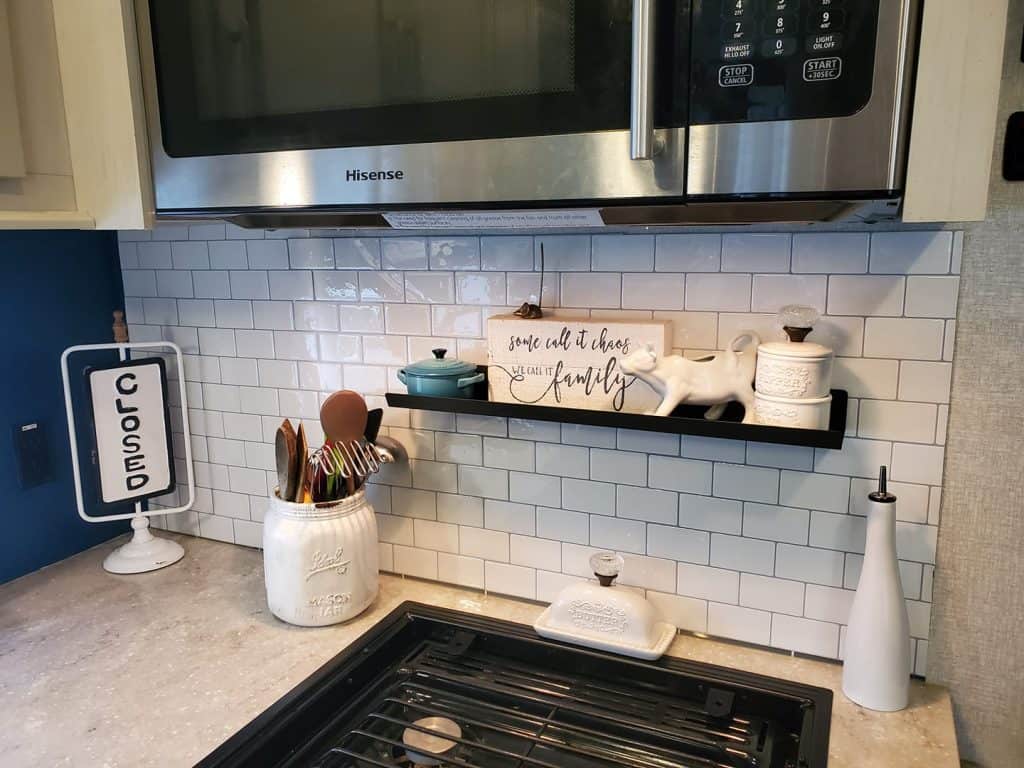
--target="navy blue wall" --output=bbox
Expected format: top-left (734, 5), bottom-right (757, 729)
top-left (0, 230), bottom-right (129, 583)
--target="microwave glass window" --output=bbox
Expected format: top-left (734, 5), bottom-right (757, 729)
top-left (149, 0), bottom-right (688, 157)
top-left (189, 1), bottom-right (575, 120)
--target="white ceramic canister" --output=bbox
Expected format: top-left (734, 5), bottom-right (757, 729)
top-left (753, 391), bottom-right (832, 429)
top-left (755, 339), bottom-right (834, 399)
top-left (263, 489), bottom-right (379, 627)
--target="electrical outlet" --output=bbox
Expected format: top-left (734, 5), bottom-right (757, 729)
top-left (13, 421), bottom-right (53, 490)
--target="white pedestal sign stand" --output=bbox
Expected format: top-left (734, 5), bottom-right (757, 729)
top-left (60, 342), bottom-right (195, 574)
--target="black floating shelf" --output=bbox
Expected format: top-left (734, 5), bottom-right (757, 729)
top-left (386, 368), bottom-right (848, 450)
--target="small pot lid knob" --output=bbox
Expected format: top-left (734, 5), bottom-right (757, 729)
top-left (432, 348), bottom-right (447, 360)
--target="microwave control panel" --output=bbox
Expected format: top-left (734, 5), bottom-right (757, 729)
top-left (689, 0), bottom-right (880, 125)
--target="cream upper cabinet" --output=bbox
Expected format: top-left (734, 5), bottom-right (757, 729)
top-left (0, 1), bottom-right (1013, 229)
top-left (0, 0), bottom-right (150, 230)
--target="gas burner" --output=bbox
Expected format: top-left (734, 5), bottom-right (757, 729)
top-left (401, 717), bottom-right (461, 766)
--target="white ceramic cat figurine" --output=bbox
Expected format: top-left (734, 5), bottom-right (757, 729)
top-left (619, 332), bottom-right (760, 421)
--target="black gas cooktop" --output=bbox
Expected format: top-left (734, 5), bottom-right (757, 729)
top-left (197, 603), bottom-right (831, 768)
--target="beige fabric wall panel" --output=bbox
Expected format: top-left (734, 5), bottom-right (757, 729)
top-left (929, 3), bottom-right (1024, 765)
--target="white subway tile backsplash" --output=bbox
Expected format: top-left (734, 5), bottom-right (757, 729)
top-left (770, 614), bottom-right (839, 658)
top-left (172, 242), bottom-right (210, 270)
top-left (621, 273), bottom-right (685, 310)
top-left (246, 241), bottom-right (289, 269)
top-left (590, 515), bottom-right (646, 554)
top-left (742, 503), bottom-right (809, 545)
top-left (827, 275), bottom-right (905, 317)
top-left (456, 272), bottom-right (506, 305)
top-left (560, 273), bottom-right (621, 308)
top-left (616, 485), bottom-right (678, 525)
top-left (710, 534), bottom-right (775, 576)
top-left (125, 226), bottom-right (956, 664)
top-left (537, 507), bottom-right (588, 544)
top-left (382, 238), bottom-right (428, 270)
top-left (685, 274), bottom-right (751, 312)
top-left (792, 233), bottom-right (869, 273)
top-left (592, 235), bottom-right (654, 271)
top-left (898, 361), bottom-right (952, 403)
top-left (485, 562), bottom-right (536, 600)
top-left (870, 231), bottom-right (952, 274)
top-left (646, 524), bottom-right (709, 564)
top-left (562, 478), bottom-right (616, 516)
top-left (393, 546), bottom-right (438, 580)
top-left (858, 401), bottom-right (937, 444)
top-left (713, 464), bottom-right (779, 504)
top-left (904, 276), bottom-right (960, 318)
top-left (709, 603), bottom-right (771, 645)
top-left (481, 237), bottom-right (533, 272)
top-left (740, 574), bottom-right (805, 616)
top-left (678, 493), bottom-right (743, 535)
top-left (405, 272), bottom-right (455, 304)
top-left (509, 471), bottom-right (561, 507)
top-left (655, 234), bottom-right (721, 272)
top-left (437, 553), bottom-right (485, 589)
top-left (649, 456), bottom-right (713, 494)
top-left (722, 234), bottom-right (791, 273)
top-left (751, 274), bottom-right (827, 314)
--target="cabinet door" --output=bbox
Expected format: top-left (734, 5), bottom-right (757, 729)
top-left (0, 0), bottom-right (27, 179)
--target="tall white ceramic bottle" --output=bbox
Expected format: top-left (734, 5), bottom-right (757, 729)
top-left (842, 466), bottom-right (911, 711)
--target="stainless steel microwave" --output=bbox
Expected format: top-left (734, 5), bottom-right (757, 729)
top-left (137, 0), bottom-right (920, 227)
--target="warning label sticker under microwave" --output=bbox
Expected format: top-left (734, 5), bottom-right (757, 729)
top-left (382, 210), bottom-right (605, 230)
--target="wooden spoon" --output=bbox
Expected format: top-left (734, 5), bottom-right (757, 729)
top-left (275, 419), bottom-right (298, 501)
top-left (320, 390), bottom-right (368, 444)
top-left (293, 423), bottom-right (310, 503)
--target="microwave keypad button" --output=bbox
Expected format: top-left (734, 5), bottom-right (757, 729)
top-left (811, 0), bottom-right (843, 7)
top-left (721, 42), bottom-right (755, 61)
top-left (764, 14), bottom-right (797, 36)
top-left (764, 0), bottom-right (800, 11)
top-left (722, 0), bottom-right (754, 18)
top-left (810, 8), bottom-right (845, 32)
top-left (806, 32), bottom-right (843, 53)
top-left (761, 37), bottom-right (797, 58)
top-left (719, 64), bottom-right (755, 87)
top-left (722, 19), bottom-right (754, 42)
top-left (803, 57), bottom-right (842, 82)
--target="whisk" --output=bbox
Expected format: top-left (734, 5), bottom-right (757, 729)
top-left (308, 438), bottom-right (400, 502)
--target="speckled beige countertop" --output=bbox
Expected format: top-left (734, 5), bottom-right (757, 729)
top-left (0, 535), bottom-right (958, 767)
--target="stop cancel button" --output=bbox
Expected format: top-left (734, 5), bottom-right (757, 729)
top-left (719, 64), bottom-right (754, 87)
top-left (803, 56), bottom-right (842, 82)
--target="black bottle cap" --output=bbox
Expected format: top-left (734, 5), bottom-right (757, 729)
top-left (869, 465), bottom-right (897, 504)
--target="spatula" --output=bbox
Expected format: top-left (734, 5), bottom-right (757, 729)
top-left (275, 419), bottom-right (298, 501)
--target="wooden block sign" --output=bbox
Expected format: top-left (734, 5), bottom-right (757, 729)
top-left (487, 315), bottom-right (671, 413)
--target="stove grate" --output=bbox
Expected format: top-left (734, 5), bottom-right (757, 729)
top-left (312, 637), bottom-right (778, 768)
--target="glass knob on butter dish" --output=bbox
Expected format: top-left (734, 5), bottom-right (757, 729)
top-left (534, 551), bottom-right (676, 660)
top-left (590, 552), bottom-right (623, 586)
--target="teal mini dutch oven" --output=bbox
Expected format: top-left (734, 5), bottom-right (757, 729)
top-left (397, 349), bottom-right (485, 398)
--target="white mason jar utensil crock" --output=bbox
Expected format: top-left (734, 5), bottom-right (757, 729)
top-left (263, 489), bottom-right (379, 627)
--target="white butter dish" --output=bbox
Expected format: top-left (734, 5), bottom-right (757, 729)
top-left (534, 553), bottom-right (677, 660)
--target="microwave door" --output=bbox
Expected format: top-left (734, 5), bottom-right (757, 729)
top-left (687, 0), bottom-right (916, 198)
top-left (139, 0), bottom-right (688, 214)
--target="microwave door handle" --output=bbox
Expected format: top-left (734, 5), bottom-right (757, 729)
top-left (630, 0), bottom-right (657, 160)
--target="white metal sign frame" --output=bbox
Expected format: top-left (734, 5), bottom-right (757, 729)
top-left (60, 341), bottom-right (195, 573)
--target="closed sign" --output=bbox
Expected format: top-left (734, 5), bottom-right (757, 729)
top-left (87, 359), bottom-right (174, 504)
